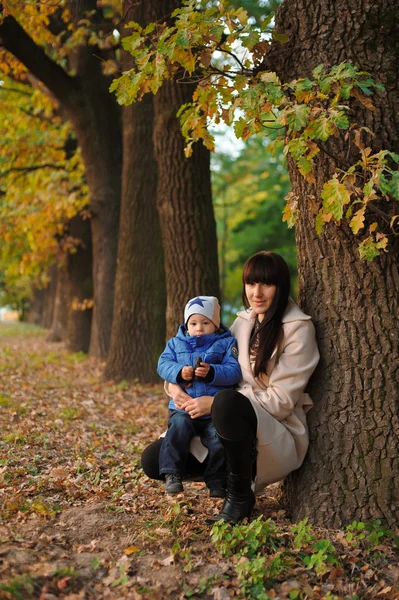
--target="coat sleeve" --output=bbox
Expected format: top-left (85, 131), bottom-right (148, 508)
top-left (250, 320), bottom-right (319, 421)
top-left (157, 339), bottom-right (183, 383)
top-left (209, 337), bottom-right (242, 386)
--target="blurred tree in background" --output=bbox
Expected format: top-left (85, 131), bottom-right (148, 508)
top-left (212, 134), bottom-right (295, 321)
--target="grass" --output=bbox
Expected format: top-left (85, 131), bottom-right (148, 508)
top-left (0, 322), bottom-right (46, 338)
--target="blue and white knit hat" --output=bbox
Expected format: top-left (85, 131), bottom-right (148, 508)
top-left (184, 296), bottom-right (221, 329)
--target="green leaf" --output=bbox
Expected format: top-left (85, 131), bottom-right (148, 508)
top-left (312, 64), bottom-right (324, 79)
top-left (122, 31), bottom-right (144, 53)
top-left (388, 172), bottom-right (399, 199)
top-left (386, 151), bottom-right (399, 163)
top-left (175, 28), bottom-right (191, 47)
top-left (285, 104), bottom-right (310, 131)
top-left (285, 138), bottom-right (307, 160)
top-left (306, 117), bottom-right (334, 141)
top-left (330, 110), bottom-right (350, 129)
top-left (330, 62), bottom-right (358, 79)
top-left (234, 117), bottom-right (248, 139)
top-left (260, 13), bottom-right (274, 31)
top-left (358, 236), bottom-right (380, 261)
top-left (297, 156), bottom-right (313, 176)
top-left (321, 176), bottom-right (351, 220)
top-left (241, 29), bottom-right (261, 50)
top-left (340, 81), bottom-right (354, 99)
top-left (272, 32), bottom-right (289, 43)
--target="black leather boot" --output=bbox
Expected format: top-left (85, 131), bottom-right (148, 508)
top-left (206, 436), bottom-right (256, 525)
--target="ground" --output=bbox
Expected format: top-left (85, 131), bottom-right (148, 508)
top-left (0, 323), bottom-right (398, 600)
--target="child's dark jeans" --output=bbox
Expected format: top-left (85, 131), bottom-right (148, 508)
top-left (159, 409), bottom-right (226, 487)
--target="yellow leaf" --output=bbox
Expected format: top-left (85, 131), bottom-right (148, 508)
top-left (350, 208), bottom-right (366, 234)
top-left (124, 546), bottom-right (141, 555)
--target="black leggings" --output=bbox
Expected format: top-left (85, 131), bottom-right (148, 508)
top-left (140, 390), bottom-right (257, 481)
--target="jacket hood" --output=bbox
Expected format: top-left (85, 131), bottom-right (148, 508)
top-left (176, 322), bottom-right (232, 346)
top-left (236, 298), bottom-right (312, 324)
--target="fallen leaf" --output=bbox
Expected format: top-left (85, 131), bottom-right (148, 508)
top-left (124, 545), bottom-right (141, 555)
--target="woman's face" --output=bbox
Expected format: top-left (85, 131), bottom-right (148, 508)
top-left (245, 282), bottom-right (277, 322)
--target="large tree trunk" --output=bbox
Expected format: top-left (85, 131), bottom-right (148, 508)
top-left (153, 2), bottom-right (220, 339)
top-left (70, 69), bottom-right (121, 359)
top-left (25, 287), bottom-right (45, 325)
top-left (40, 264), bottom-right (58, 329)
top-left (268, 0), bottom-right (399, 527)
top-left (66, 215), bottom-right (93, 353)
top-left (67, 4), bottom-right (122, 359)
top-left (104, 0), bottom-right (166, 383)
top-left (46, 264), bottom-right (69, 342)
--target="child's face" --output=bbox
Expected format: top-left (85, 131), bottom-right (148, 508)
top-left (187, 314), bottom-right (217, 337)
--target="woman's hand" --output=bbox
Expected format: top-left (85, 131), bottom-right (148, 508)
top-left (183, 396), bottom-right (214, 419)
top-left (168, 383), bottom-right (191, 409)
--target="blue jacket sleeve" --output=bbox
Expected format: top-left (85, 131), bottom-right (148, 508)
top-left (157, 338), bottom-right (183, 383)
top-left (210, 337), bottom-right (242, 386)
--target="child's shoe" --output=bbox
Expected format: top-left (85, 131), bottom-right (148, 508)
top-left (165, 473), bottom-right (183, 495)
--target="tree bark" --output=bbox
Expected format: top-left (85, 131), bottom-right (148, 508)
top-left (66, 1), bottom-right (121, 358)
top-left (104, 0), bottom-right (166, 383)
top-left (66, 215), bottom-right (93, 353)
top-left (46, 264), bottom-right (69, 342)
top-left (40, 264), bottom-right (58, 329)
top-left (25, 287), bottom-right (45, 325)
top-left (152, 1), bottom-right (220, 339)
top-left (268, 0), bottom-right (399, 527)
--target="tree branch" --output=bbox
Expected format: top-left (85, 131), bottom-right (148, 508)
top-left (0, 11), bottom-right (79, 109)
top-left (0, 164), bottom-right (67, 178)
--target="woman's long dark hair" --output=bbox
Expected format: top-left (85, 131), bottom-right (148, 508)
top-left (242, 251), bottom-right (290, 377)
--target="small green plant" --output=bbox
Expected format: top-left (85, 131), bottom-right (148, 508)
top-left (111, 564), bottom-right (129, 587)
top-left (172, 540), bottom-right (194, 572)
top-left (211, 515), bottom-right (284, 558)
top-left (3, 431), bottom-right (27, 445)
top-left (65, 351), bottom-right (87, 364)
top-left (52, 566), bottom-right (77, 578)
top-left (0, 574), bottom-right (37, 599)
top-left (91, 556), bottom-right (103, 569)
top-left (165, 501), bottom-right (184, 536)
top-left (345, 519), bottom-right (395, 550)
top-left (291, 518), bottom-right (316, 548)
top-left (235, 556), bottom-right (270, 599)
top-left (57, 407), bottom-right (80, 422)
top-left (114, 380), bottom-right (130, 391)
top-left (0, 394), bottom-right (13, 408)
top-left (184, 575), bottom-right (222, 598)
top-left (302, 539), bottom-right (339, 575)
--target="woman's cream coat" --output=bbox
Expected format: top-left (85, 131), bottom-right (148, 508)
top-left (231, 299), bottom-right (319, 491)
top-left (188, 298), bottom-right (320, 492)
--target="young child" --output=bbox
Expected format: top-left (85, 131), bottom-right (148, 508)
top-left (157, 296), bottom-right (241, 496)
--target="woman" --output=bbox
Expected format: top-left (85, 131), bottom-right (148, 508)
top-left (141, 251), bottom-right (320, 523)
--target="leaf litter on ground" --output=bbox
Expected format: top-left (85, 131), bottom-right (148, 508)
top-left (0, 322), bottom-right (398, 599)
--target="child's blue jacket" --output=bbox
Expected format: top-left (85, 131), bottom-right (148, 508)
top-left (157, 324), bottom-right (242, 413)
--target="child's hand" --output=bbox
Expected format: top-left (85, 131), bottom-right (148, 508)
top-left (195, 362), bottom-right (210, 378)
top-left (181, 366), bottom-right (194, 381)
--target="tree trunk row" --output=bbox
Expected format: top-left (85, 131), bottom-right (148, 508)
top-left (30, 215), bottom-right (93, 354)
